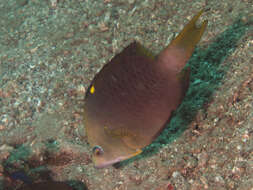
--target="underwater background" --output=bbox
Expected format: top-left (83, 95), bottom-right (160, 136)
top-left (0, 0), bottom-right (252, 189)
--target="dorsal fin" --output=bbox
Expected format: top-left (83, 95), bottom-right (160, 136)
top-left (168, 9), bottom-right (208, 57)
top-left (157, 10), bottom-right (208, 73)
top-left (133, 41), bottom-right (156, 61)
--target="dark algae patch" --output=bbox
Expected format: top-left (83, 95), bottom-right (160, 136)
top-left (2, 145), bottom-right (88, 190)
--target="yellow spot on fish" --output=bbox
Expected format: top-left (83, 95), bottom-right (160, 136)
top-left (90, 85), bottom-right (95, 94)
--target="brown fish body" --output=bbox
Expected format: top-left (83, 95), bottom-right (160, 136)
top-left (84, 10), bottom-right (208, 168)
top-left (86, 42), bottom-right (183, 142)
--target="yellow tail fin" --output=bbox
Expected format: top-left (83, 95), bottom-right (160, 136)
top-left (169, 9), bottom-right (208, 58)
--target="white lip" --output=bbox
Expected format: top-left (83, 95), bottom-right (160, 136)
top-left (94, 155), bottom-right (131, 168)
top-left (94, 158), bottom-right (121, 169)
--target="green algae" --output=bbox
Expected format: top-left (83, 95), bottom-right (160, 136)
top-left (5, 145), bottom-right (31, 164)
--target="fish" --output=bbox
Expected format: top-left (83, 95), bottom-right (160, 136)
top-left (16, 181), bottom-right (73, 190)
top-left (84, 10), bottom-right (208, 168)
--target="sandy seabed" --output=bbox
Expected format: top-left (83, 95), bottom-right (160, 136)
top-left (0, 0), bottom-right (252, 189)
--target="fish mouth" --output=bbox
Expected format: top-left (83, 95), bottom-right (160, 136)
top-left (93, 158), bottom-right (122, 169)
top-left (93, 148), bottom-right (143, 168)
top-left (93, 154), bottom-right (135, 169)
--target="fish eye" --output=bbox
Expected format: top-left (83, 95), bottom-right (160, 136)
top-left (92, 145), bottom-right (104, 156)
